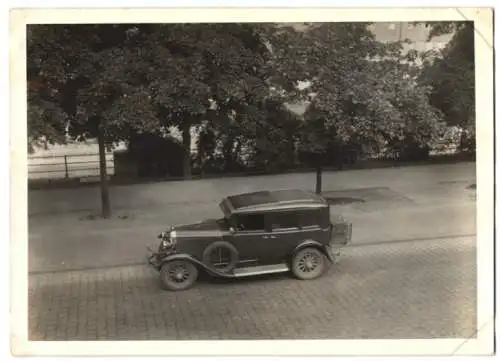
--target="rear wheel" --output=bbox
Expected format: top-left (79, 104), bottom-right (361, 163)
top-left (291, 247), bottom-right (326, 280)
top-left (159, 259), bottom-right (199, 291)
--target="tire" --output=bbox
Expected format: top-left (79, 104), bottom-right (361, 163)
top-left (291, 247), bottom-right (326, 280)
top-left (159, 259), bottom-right (199, 291)
top-left (202, 241), bottom-right (239, 274)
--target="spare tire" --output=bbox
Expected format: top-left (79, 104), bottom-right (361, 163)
top-left (202, 241), bottom-right (239, 274)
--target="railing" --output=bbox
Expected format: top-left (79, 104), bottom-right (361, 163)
top-left (27, 142), bottom-right (463, 182)
top-left (28, 152), bottom-right (115, 180)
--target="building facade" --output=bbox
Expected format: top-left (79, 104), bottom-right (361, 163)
top-left (370, 22), bottom-right (453, 52)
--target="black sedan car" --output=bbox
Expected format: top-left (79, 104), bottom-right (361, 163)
top-left (148, 189), bottom-right (352, 291)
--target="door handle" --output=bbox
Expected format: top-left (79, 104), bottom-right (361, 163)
top-left (263, 236), bottom-right (277, 239)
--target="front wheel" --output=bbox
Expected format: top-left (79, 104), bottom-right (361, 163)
top-left (159, 259), bottom-right (199, 291)
top-left (291, 247), bottom-right (326, 280)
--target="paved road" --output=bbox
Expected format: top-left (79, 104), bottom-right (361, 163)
top-left (28, 235), bottom-right (477, 340)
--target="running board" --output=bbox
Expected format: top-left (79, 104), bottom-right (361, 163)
top-left (231, 263), bottom-right (290, 277)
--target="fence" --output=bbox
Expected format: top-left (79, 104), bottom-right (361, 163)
top-left (27, 141), bottom-right (463, 183)
top-left (28, 152), bottom-right (115, 181)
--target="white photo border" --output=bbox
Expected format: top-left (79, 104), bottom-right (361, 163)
top-left (9, 6), bottom-right (495, 357)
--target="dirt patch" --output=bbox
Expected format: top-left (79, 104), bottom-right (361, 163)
top-left (323, 187), bottom-right (414, 203)
top-left (439, 180), bottom-right (477, 189)
top-left (78, 213), bottom-right (133, 221)
top-left (322, 187), bottom-right (415, 211)
top-left (439, 180), bottom-right (470, 185)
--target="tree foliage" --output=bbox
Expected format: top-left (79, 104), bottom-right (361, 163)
top-left (28, 22), bottom-right (456, 198)
top-left (272, 23), bottom-right (444, 161)
top-left (27, 24), bottom-right (278, 176)
top-left (27, 24), bottom-right (161, 149)
top-left (420, 22), bottom-right (475, 128)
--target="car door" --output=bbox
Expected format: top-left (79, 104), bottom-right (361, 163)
top-left (226, 213), bottom-right (271, 266)
top-left (298, 208), bottom-right (331, 243)
top-left (263, 211), bottom-right (303, 264)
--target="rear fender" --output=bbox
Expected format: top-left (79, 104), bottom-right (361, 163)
top-left (157, 253), bottom-right (234, 278)
top-left (293, 240), bottom-right (334, 263)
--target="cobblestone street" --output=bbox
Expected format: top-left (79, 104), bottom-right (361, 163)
top-left (28, 235), bottom-right (477, 341)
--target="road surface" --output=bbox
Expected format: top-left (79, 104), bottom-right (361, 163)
top-left (28, 235), bottom-right (476, 340)
top-left (26, 162), bottom-right (478, 340)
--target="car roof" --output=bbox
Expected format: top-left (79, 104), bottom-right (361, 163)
top-left (220, 189), bottom-right (328, 215)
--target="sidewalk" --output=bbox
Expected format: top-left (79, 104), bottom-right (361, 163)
top-left (28, 162), bottom-right (476, 216)
top-left (28, 173), bottom-right (476, 234)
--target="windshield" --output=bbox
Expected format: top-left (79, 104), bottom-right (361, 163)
top-left (219, 199), bottom-right (231, 218)
top-left (216, 216), bottom-right (231, 230)
top-left (218, 198), bottom-right (234, 230)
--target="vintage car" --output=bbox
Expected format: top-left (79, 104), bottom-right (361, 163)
top-left (147, 189), bottom-right (352, 291)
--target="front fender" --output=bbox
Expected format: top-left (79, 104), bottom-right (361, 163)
top-left (152, 252), bottom-right (235, 278)
top-left (293, 240), bottom-right (334, 263)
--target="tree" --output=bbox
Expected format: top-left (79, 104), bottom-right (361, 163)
top-left (419, 21), bottom-right (475, 153)
top-left (145, 23), bottom-right (275, 178)
top-left (250, 99), bottom-right (302, 172)
top-left (27, 26), bottom-right (77, 152)
top-left (27, 23), bottom-right (279, 215)
top-left (27, 24), bottom-right (160, 218)
top-left (268, 23), bottom-right (444, 193)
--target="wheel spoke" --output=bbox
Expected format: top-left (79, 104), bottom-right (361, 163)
top-left (296, 251), bottom-right (322, 275)
top-left (167, 262), bottom-right (191, 283)
top-left (160, 260), bottom-right (199, 291)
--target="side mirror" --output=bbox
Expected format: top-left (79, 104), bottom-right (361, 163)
top-left (229, 227), bottom-right (235, 234)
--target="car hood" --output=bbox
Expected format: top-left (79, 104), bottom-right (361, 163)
top-left (174, 218), bottom-right (220, 231)
top-left (172, 218), bottom-right (227, 238)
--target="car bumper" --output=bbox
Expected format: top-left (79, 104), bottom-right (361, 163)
top-left (147, 243), bottom-right (180, 270)
top-left (325, 245), bottom-right (340, 262)
top-left (146, 244), bottom-right (163, 270)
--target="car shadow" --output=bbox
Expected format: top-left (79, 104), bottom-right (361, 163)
top-left (197, 270), bottom-right (292, 286)
top-left (195, 261), bottom-right (341, 287)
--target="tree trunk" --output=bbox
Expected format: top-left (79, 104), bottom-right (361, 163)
top-left (97, 125), bottom-right (111, 219)
top-left (198, 144), bottom-right (205, 179)
top-left (181, 123), bottom-right (192, 180)
top-left (336, 142), bottom-right (344, 170)
top-left (315, 165), bottom-right (322, 195)
top-left (223, 137), bottom-right (234, 172)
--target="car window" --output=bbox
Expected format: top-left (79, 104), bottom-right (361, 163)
top-left (234, 214), bottom-right (266, 232)
top-left (299, 210), bottom-right (322, 228)
top-left (270, 212), bottom-right (299, 230)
